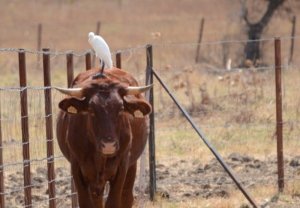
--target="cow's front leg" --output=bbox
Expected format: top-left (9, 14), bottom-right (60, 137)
top-left (88, 183), bottom-right (105, 208)
top-left (71, 163), bottom-right (94, 208)
top-left (121, 162), bottom-right (137, 208)
top-left (105, 157), bottom-right (129, 208)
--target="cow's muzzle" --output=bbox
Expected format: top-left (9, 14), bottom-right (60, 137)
top-left (97, 137), bottom-right (119, 156)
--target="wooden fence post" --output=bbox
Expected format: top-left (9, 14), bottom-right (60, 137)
top-left (145, 45), bottom-right (156, 201)
top-left (37, 24), bottom-right (42, 63)
top-left (85, 52), bottom-right (92, 71)
top-left (66, 52), bottom-right (78, 207)
top-left (92, 21), bottom-right (101, 66)
top-left (195, 18), bottom-right (205, 63)
top-left (289, 16), bottom-right (296, 65)
top-left (18, 49), bottom-right (32, 208)
top-left (67, 53), bottom-right (74, 88)
top-left (116, 52), bottom-right (121, 69)
top-left (42, 48), bottom-right (56, 208)
top-left (275, 37), bottom-right (284, 192)
top-left (0, 87), bottom-right (4, 207)
top-left (96, 21), bottom-right (101, 36)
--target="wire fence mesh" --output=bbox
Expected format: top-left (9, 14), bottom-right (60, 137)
top-left (150, 37), bottom-right (300, 206)
top-left (0, 44), bottom-right (153, 207)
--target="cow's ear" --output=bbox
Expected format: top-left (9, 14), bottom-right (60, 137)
top-left (123, 95), bottom-right (152, 118)
top-left (58, 98), bottom-right (88, 114)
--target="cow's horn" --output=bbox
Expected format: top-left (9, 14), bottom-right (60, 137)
top-left (126, 84), bottom-right (153, 95)
top-left (53, 87), bottom-right (83, 98)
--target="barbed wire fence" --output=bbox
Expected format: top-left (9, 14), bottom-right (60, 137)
top-left (0, 34), bottom-right (299, 207)
top-left (150, 36), bottom-right (300, 206)
top-left (0, 45), bottom-right (154, 208)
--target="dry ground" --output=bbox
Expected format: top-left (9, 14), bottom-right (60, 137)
top-left (4, 154), bottom-right (300, 207)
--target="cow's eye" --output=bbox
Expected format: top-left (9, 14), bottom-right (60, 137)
top-left (118, 106), bottom-right (125, 115)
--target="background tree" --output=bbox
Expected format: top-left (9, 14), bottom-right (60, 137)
top-left (241, 0), bottom-right (286, 66)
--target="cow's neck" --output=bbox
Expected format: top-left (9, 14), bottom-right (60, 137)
top-left (94, 154), bottom-right (120, 182)
top-left (95, 156), bottom-right (106, 184)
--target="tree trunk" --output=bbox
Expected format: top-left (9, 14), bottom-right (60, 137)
top-left (243, 0), bottom-right (285, 66)
top-left (244, 24), bottom-right (263, 63)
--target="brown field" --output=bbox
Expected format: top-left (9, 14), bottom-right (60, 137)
top-left (1, 0), bottom-right (300, 207)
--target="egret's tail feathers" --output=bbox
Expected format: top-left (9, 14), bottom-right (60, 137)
top-left (106, 58), bottom-right (113, 69)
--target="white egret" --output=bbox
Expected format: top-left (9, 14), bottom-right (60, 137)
top-left (88, 32), bottom-right (113, 69)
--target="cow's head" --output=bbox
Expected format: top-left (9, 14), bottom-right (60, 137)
top-left (55, 80), bottom-right (152, 157)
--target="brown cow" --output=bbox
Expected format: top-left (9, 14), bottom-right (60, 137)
top-left (55, 67), bottom-right (152, 208)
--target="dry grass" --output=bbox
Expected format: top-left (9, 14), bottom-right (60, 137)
top-left (150, 65), bottom-right (300, 207)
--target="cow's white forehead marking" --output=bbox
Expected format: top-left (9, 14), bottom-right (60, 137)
top-left (134, 110), bottom-right (144, 118)
top-left (67, 106), bottom-right (78, 114)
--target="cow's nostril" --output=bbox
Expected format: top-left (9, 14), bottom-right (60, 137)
top-left (101, 140), bottom-right (117, 148)
top-left (101, 143), bottom-right (106, 148)
top-left (100, 140), bottom-right (118, 156)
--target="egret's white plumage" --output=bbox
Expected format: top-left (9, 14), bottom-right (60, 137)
top-left (88, 32), bottom-right (113, 69)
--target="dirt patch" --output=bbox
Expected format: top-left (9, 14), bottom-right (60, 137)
top-left (4, 167), bottom-right (72, 208)
top-left (3, 153), bottom-right (300, 207)
top-left (155, 153), bottom-right (300, 207)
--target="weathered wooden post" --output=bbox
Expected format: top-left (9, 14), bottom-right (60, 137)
top-left (195, 18), bottom-right (205, 63)
top-left (145, 45), bottom-right (156, 200)
top-left (92, 21), bottom-right (102, 66)
top-left (289, 16), bottom-right (296, 65)
top-left (274, 37), bottom-right (284, 192)
top-left (18, 49), bottom-right (32, 208)
top-left (66, 52), bottom-right (78, 207)
top-left (67, 52), bottom-right (74, 88)
top-left (0, 83), bottom-right (4, 207)
top-left (37, 23), bottom-right (42, 64)
top-left (42, 48), bottom-right (56, 208)
top-left (85, 52), bottom-right (92, 71)
top-left (116, 51), bottom-right (122, 69)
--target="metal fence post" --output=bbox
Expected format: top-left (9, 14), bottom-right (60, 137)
top-left (67, 52), bottom-right (74, 88)
top-left (0, 86), bottom-right (4, 207)
top-left (66, 52), bottom-right (79, 207)
top-left (85, 52), bottom-right (92, 71)
top-left (18, 49), bottom-right (32, 208)
top-left (96, 21), bottom-right (101, 36)
top-left (289, 16), bottom-right (296, 65)
top-left (42, 48), bottom-right (56, 208)
top-left (275, 37), bottom-right (284, 192)
top-left (92, 21), bottom-right (101, 66)
top-left (195, 18), bottom-right (205, 63)
top-left (37, 23), bottom-right (42, 64)
top-left (145, 44), bottom-right (156, 201)
top-left (116, 52), bottom-right (122, 69)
